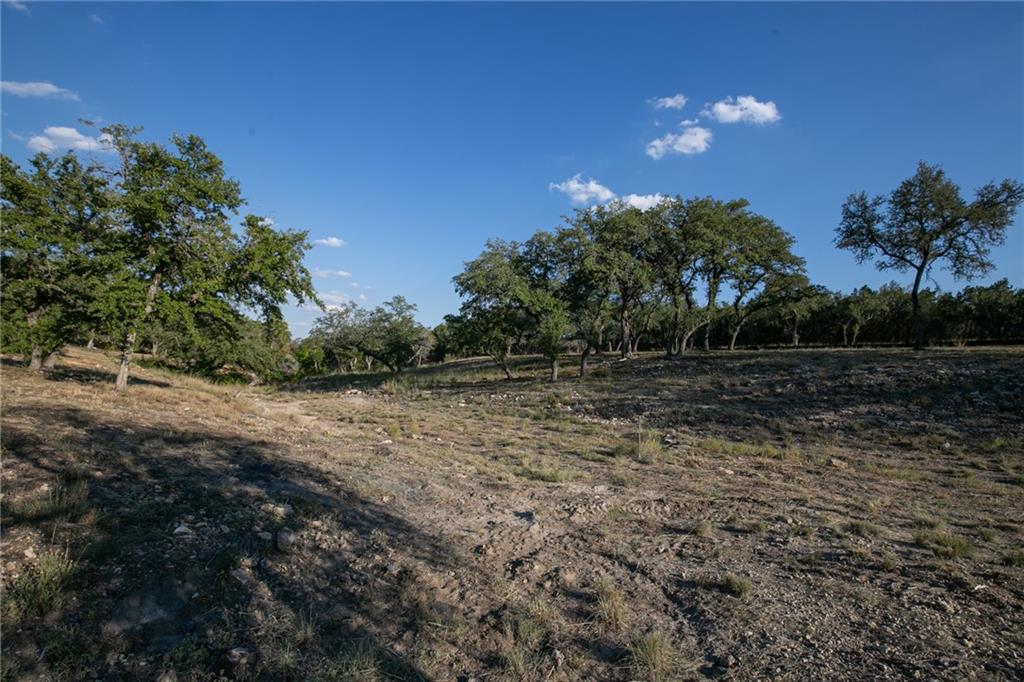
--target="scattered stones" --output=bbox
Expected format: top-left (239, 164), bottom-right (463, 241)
top-left (257, 531), bottom-right (273, 542)
top-left (226, 647), bottom-right (250, 676)
top-left (231, 567), bottom-right (257, 588)
top-left (173, 524), bottom-right (191, 536)
top-left (276, 528), bottom-right (297, 552)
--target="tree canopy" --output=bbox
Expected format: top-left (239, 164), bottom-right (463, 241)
top-left (836, 162), bottom-right (1023, 349)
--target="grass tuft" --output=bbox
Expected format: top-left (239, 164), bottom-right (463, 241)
top-left (3, 551), bottom-right (76, 624)
top-left (698, 573), bottom-right (752, 598)
top-left (629, 631), bottom-right (674, 682)
top-left (8, 481), bottom-right (89, 522)
top-left (593, 579), bottom-right (628, 632)
top-left (845, 520), bottom-right (880, 538)
top-left (914, 530), bottom-right (972, 558)
top-left (1002, 550), bottom-right (1024, 567)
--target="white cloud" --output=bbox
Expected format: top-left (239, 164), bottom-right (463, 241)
top-left (702, 95), bottom-right (780, 124)
top-left (358, 293), bottom-right (367, 301)
top-left (320, 291), bottom-right (352, 308)
top-left (350, 282), bottom-right (360, 288)
top-left (313, 236), bottom-right (346, 248)
top-left (679, 118), bottom-right (699, 127)
top-left (26, 126), bottom-right (112, 154)
top-left (1, 81), bottom-right (79, 100)
top-left (549, 174), bottom-right (616, 204)
top-left (619, 193), bottom-right (668, 211)
top-left (551, 175), bottom-right (667, 211)
top-left (3, 0), bottom-right (28, 12)
top-left (645, 126), bottom-right (713, 159)
top-left (650, 93), bottom-right (687, 110)
top-left (89, 13), bottom-right (103, 23)
top-left (312, 268), bottom-right (351, 278)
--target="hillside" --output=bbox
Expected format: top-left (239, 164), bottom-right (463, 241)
top-left (2, 346), bottom-right (1023, 681)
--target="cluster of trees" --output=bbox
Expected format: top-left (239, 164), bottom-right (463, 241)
top-left (703, 279), bottom-right (1024, 349)
top-left (1, 125), bottom-right (318, 389)
top-left (5, 142), bottom-right (1021, 388)
top-left (430, 162), bottom-right (1022, 380)
top-left (295, 163), bottom-right (1021, 382)
top-left (441, 195), bottom-right (808, 381)
top-left (295, 296), bottom-right (433, 375)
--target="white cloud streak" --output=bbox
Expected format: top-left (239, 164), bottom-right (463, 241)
top-left (645, 126), bottom-right (713, 159)
top-left (1, 81), bottom-right (79, 100)
top-left (313, 236), bottom-right (347, 248)
top-left (26, 126), bottom-right (112, 153)
top-left (650, 93), bottom-right (687, 110)
top-left (319, 291), bottom-right (352, 310)
top-left (550, 175), bottom-right (667, 211)
top-left (312, 268), bottom-right (352, 278)
top-left (3, 0), bottom-right (29, 12)
top-left (702, 95), bottom-right (781, 124)
top-left (549, 174), bottom-right (615, 204)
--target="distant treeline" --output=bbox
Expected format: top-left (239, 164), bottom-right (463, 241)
top-left (692, 279), bottom-right (1024, 350)
top-left (3, 127), bottom-right (1022, 386)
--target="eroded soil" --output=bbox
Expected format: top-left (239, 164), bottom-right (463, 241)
top-left (2, 347), bottom-right (1022, 681)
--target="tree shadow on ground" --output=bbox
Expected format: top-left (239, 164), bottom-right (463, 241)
top-left (1, 402), bottom-right (464, 680)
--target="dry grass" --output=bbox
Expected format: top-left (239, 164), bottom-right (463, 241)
top-left (593, 579), bottom-right (628, 632)
top-left (2, 345), bottom-right (1022, 681)
top-left (914, 530), bottom-right (973, 558)
top-left (2, 551), bottom-right (76, 625)
top-left (629, 631), bottom-right (675, 682)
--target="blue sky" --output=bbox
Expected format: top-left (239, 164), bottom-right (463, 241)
top-left (3, 1), bottom-right (1022, 334)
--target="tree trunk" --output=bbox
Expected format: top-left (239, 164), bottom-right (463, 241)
top-left (619, 316), bottom-right (631, 359)
top-left (115, 333), bottom-right (134, 391)
top-left (791, 322), bottom-right (800, 347)
top-left (86, 334), bottom-right (95, 350)
top-left (911, 266), bottom-right (926, 350)
top-left (841, 324), bottom-right (849, 347)
top-left (579, 344), bottom-right (591, 378)
top-left (42, 351), bottom-right (58, 369)
top-left (25, 310), bottom-right (42, 369)
top-left (702, 323), bottom-right (711, 352)
top-left (729, 322), bottom-right (744, 351)
top-left (549, 357), bottom-right (559, 382)
top-left (679, 330), bottom-right (695, 355)
top-left (115, 272), bottom-right (162, 392)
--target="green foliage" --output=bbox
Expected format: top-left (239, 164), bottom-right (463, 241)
top-left (836, 162), bottom-right (1023, 348)
top-left (450, 233), bottom-right (570, 379)
top-left (308, 296), bottom-right (431, 373)
top-left (1, 152), bottom-right (113, 364)
top-left (1, 126), bottom-right (317, 387)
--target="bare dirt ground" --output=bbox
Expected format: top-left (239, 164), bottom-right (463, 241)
top-left (2, 346), bottom-right (1023, 681)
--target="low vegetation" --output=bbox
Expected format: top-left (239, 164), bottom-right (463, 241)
top-left (1, 342), bottom-right (1022, 681)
